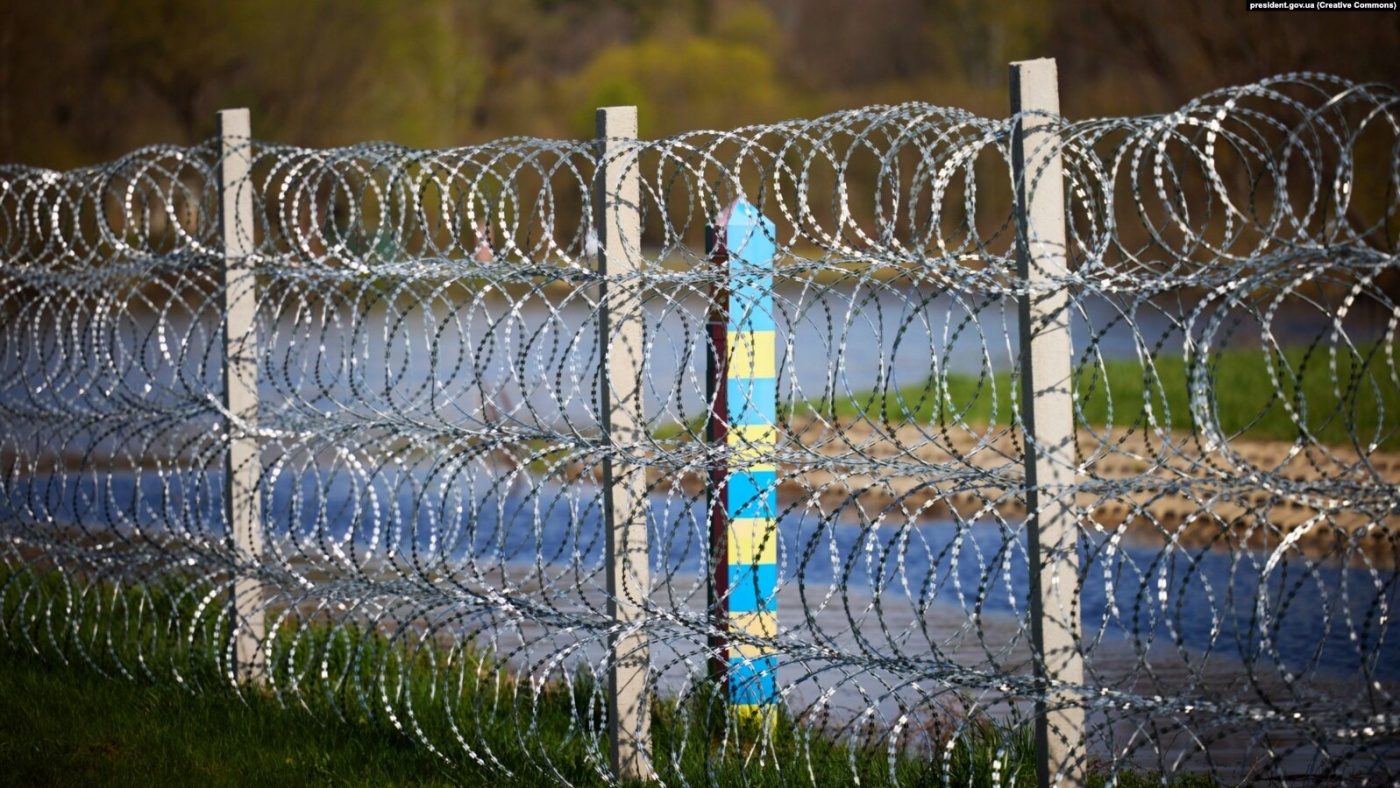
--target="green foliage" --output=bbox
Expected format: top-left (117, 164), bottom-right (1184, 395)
top-left (0, 565), bottom-right (1072, 785)
top-left (0, 646), bottom-right (456, 787)
top-left (798, 343), bottom-right (1399, 450)
top-left (563, 11), bottom-right (792, 140)
top-left (929, 0), bottom-right (1051, 87)
top-left (647, 686), bottom-right (950, 787)
top-left (940, 718), bottom-right (1037, 787)
top-left (1073, 342), bottom-right (1400, 449)
top-left (2, 0), bottom-right (1397, 169)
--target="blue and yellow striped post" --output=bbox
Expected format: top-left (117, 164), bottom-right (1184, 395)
top-left (707, 198), bottom-right (778, 724)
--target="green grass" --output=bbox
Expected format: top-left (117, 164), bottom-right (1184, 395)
top-left (0, 635), bottom-right (1223, 787)
top-left (0, 557), bottom-right (1230, 787)
top-left (792, 343), bottom-right (1399, 450)
top-left (0, 646), bottom-right (455, 787)
top-left (0, 565), bottom-right (1051, 786)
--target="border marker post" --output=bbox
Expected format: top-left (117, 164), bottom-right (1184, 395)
top-left (710, 198), bottom-right (779, 725)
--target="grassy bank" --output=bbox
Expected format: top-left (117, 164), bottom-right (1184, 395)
top-left (0, 633), bottom-right (1218, 787)
top-left (0, 646), bottom-right (457, 787)
top-left (803, 343), bottom-right (1398, 449)
top-left (0, 566), bottom-right (1044, 786)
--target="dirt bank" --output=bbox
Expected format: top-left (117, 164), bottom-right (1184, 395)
top-left (642, 417), bottom-right (1400, 568)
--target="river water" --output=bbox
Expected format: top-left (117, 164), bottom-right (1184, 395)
top-left (5, 461), bottom-right (1396, 687)
top-left (2, 277), bottom-right (1395, 698)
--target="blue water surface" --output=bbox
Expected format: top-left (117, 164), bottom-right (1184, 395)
top-left (4, 468), bottom-right (1394, 683)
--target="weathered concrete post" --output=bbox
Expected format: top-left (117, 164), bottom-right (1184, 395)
top-left (217, 108), bottom-right (265, 685)
top-left (1009, 58), bottom-right (1087, 787)
top-left (595, 105), bottom-right (652, 781)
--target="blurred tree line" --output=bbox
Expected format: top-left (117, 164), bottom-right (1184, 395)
top-left (1, 0), bottom-right (1393, 168)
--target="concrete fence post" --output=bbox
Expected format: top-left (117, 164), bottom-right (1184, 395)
top-left (595, 105), bottom-right (652, 781)
top-left (217, 108), bottom-right (265, 685)
top-left (1009, 59), bottom-right (1087, 788)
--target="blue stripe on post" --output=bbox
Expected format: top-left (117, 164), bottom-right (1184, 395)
top-left (727, 378), bottom-right (776, 426)
top-left (725, 201), bottom-right (776, 333)
top-left (727, 563), bottom-right (778, 613)
top-left (726, 470), bottom-right (777, 520)
top-left (714, 197), bottom-right (778, 721)
top-left (730, 281), bottom-right (774, 332)
top-left (728, 655), bottom-right (779, 706)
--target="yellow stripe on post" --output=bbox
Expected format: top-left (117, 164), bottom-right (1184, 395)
top-left (729, 611), bottom-right (778, 658)
top-left (727, 330), bottom-right (775, 379)
top-left (727, 425), bottom-right (776, 469)
top-left (733, 703), bottom-right (778, 731)
top-left (728, 517), bottom-right (778, 565)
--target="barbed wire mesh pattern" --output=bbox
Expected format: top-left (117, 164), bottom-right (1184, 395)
top-left (1, 71), bottom-right (1397, 785)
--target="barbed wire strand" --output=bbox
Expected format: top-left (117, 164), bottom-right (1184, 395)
top-left (1, 72), bottom-right (1398, 785)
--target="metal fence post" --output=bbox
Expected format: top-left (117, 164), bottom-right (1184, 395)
top-left (217, 108), bottom-right (265, 685)
top-left (595, 105), bottom-right (652, 781)
top-left (1009, 59), bottom-right (1087, 788)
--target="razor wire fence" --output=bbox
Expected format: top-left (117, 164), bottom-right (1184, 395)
top-left (1, 62), bottom-right (1398, 786)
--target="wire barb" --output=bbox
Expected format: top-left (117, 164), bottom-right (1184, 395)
top-left (1, 73), bottom-right (1398, 785)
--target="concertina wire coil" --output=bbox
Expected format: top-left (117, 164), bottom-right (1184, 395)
top-left (1, 71), bottom-right (1397, 784)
